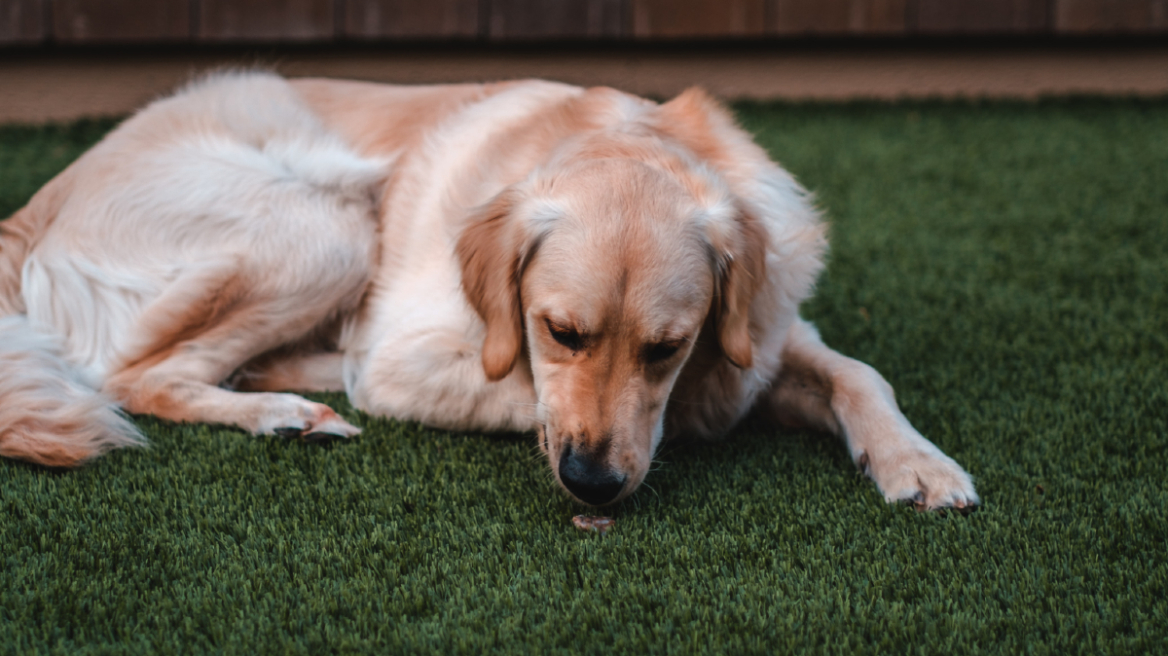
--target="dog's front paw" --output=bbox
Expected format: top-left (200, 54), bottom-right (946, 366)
top-left (862, 447), bottom-right (979, 512)
top-left (257, 394), bottom-right (361, 442)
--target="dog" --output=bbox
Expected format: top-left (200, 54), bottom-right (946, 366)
top-left (0, 71), bottom-right (977, 510)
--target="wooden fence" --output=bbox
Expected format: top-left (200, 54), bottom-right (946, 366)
top-left (2, 0), bottom-right (1166, 44)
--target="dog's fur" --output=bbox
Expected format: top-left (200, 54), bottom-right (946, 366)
top-left (0, 72), bottom-right (977, 509)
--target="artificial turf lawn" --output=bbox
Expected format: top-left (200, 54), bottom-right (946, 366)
top-left (2, 97), bottom-right (1167, 655)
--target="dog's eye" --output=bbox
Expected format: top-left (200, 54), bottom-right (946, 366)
top-left (643, 341), bottom-right (681, 364)
top-left (546, 320), bottom-right (584, 352)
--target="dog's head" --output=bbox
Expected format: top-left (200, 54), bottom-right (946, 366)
top-left (457, 91), bottom-right (767, 505)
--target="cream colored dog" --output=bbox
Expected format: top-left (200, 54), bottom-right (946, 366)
top-left (0, 71), bottom-right (977, 510)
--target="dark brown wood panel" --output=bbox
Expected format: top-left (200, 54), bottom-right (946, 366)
top-left (632, 0), bottom-right (764, 37)
top-left (489, 0), bottom-right (625, 39)
top-left (12, 0), bottom-right (1168, 46)
top-left (915, 0), bottom-right (1048, 33)
top-left (51, 0), bottom-right (190, 42)
top-left (344, 0), bottom-right (478, 38)
top-left (1054, 0), bottom-right (1167, 32)
top-left (772, 0), bottom-right (906, 34)
top-left (199, 0), bottom-right (335, 41)
top-left (0, 0), bottom-right (46, 43)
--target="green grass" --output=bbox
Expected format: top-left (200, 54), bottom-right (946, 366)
top-left (2, 98), bottom-right (1167, 654)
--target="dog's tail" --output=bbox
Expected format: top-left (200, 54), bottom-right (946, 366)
top-left (0, 170), bottom-right (144, 468)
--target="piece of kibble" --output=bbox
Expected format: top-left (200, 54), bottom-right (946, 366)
top-left (572, 515), bottom-right (614, 534)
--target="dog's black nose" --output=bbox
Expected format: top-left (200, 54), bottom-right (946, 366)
top-left (558, 444), bottom-right (626, 506)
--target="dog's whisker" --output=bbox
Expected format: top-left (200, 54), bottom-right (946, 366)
top-left (647, 458), bottom-right (670, 473)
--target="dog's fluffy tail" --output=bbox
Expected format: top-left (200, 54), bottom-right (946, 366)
top-left (0, 317), bottom-right (144, 467)
top-left (0, 172), bottom-right (145, 468)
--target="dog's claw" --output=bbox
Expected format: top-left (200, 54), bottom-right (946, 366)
top-left (899, 492), bottom-right (927, 512)
top-left (898, 491), bottom-right (978, 515)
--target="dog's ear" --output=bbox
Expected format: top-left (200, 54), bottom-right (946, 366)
top-left (658, 88), bottom-right (770, 370)
top-left (655, 87), bottom-right (740, 167)
top-left (707, 205), bottom-right (767, 370)
top-left (457, 188), bottom-right (530, 381)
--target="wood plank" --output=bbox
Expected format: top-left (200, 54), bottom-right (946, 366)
top-left (9, 47), bottom-right (1168, 125)
top-left (0, 0), bottom-right (46, 43)
top-left (51, 0), bottom-right (190, 42)
top-left (489, 0), bottom-right (625, 39)
top-left (344, 0), bottom-right (478, 38)
top-left (773, 0), bottom-right (906, 35)
top-left (916, 0), bottom-right (1048, 33)
top-left (199, 0), bottom-right (335, 41)
top-left (632, 0), bottom-right (765, 38)
top-left (1054, 0), bottom-right (1167, 33)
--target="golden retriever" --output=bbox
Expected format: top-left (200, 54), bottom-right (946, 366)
top-left (0, 71), bottom-right (977, 510)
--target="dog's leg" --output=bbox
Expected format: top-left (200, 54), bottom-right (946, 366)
top-left (765, 318), bottom-right (978, 510)
top-left (232, 352), bottom-right (346, 393)
top-left (105, 314), bottom-right (360, 440)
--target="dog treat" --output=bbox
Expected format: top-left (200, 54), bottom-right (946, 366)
top-left (572, 515), bottom-right (615, 534)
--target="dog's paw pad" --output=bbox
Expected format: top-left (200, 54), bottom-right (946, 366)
top-left (300, 432), bottom-right (344, 443)
top-left (274, 426), bottom-right (306, 439)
